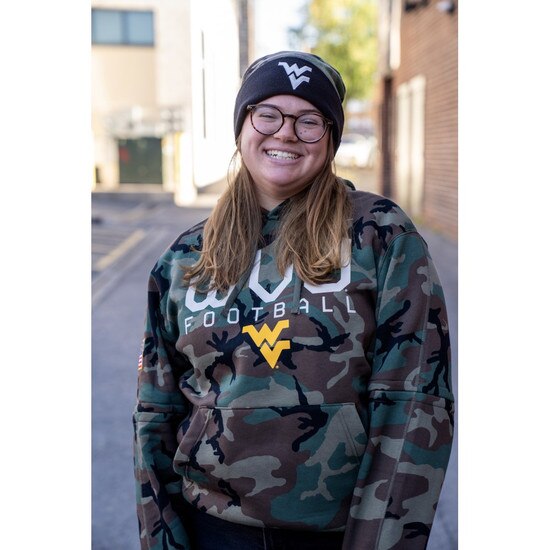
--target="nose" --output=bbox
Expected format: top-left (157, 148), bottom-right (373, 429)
top-left (273, 115), bottom-right (298, 141)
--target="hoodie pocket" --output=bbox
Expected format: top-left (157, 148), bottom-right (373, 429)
top-left (173, 402), bottom-right (366, 530)
top-left (173, 406), bottom-right (213, 477)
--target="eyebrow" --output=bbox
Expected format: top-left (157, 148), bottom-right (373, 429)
top-left (258, 102), bottom-right (323, 116)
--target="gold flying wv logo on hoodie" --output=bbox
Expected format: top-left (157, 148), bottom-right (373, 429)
top-left (242, 320), bottom-right (290, 369)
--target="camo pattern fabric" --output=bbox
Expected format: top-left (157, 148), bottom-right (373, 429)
top-left (133, 187), bottom-right (454, 550)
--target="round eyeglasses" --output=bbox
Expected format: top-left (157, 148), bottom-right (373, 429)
top-left (246, 104), bottom-right (333, 143)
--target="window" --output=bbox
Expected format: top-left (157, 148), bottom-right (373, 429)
top-left (92, 9), bottom-right (154, 46)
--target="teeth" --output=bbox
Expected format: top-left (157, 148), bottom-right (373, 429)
top-left (266, 150), bottom-right (299, 160)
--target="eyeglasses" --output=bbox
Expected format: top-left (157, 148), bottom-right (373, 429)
top-left (246, 104), bottom-right (332, 143)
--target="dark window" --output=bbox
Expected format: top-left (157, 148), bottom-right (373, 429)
top-left (92, 9), bottom-right (154, 46)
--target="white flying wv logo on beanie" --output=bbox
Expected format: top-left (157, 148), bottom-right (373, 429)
top-left (278, 62), bottom-right (312, 90)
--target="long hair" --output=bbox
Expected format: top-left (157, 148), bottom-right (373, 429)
top-left (183, 137), bottom-right (352, 292)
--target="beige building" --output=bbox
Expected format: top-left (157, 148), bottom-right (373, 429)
top-left (92, 0), bottom-right (243, 204)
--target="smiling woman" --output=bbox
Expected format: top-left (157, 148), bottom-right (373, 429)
top-left (133, 50), bottom-right (455, 550)
top-left (239, 95), bottom-right (332, 210)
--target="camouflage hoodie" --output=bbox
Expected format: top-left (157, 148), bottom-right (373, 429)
top-left (133, 187), bottom-right (454, 550)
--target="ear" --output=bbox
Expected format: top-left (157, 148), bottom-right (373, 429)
top-left (326, 134), bottom-right (336, 164)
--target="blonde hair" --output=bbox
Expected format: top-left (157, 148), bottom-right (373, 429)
top-left (183, 138), bottom-right (352, 292)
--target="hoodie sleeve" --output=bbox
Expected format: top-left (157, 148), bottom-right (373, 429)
top-left (343, 231), bottom-right (454, 550)
top-left (133, 271), bottom-right (192, 550)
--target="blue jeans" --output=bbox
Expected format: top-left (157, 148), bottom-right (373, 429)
top-left (183, 501), bottom-right (345, 550)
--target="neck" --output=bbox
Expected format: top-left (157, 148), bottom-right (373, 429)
top-left (256, 190), bottom-right (287, 211)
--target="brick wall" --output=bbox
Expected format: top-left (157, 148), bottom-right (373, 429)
top-left (381, 1), bottom-right (458, 240)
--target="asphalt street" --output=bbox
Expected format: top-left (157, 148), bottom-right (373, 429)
top-left (92, 188), bottom-right (458, 550)
top-left (92, 193), bottom-right (213, 550)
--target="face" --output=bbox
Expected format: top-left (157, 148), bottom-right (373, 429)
top-left (239, 95), bottom-right (331, 210)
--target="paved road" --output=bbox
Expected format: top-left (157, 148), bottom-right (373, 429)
top-left (92, 189), bottom-right (457, 549)
top-left (93, 193), bottom-right (213, 550)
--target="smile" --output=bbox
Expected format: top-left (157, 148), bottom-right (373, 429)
top-left (265, 149), bottom-right (300, 160)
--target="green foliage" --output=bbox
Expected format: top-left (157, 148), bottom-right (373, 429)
top-left (290, 0), bottom-right (378, 103)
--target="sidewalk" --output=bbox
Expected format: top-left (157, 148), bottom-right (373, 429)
top-left (92, 192), bottom-right (458, 549)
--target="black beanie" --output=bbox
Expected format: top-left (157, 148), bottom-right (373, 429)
top-left (234, 51), bottom-right (346, 152)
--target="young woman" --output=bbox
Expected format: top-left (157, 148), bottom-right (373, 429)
top-left (133, 51), bottom-right (454, 550)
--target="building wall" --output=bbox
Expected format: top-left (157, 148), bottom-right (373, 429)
top-left (397, 2), bottom-right (458, 238)
top-left (91, 48), bottom-right (157, 116)
top-left (92, 46), bottom-right (158, 186)
top-left (377, 0), bottom-right (457, 241)
top-left (189, 0), bottom-right (241, 188)
top-left (91, 0), bottom-right (241, 193)
top-left (155, 0), bottom-right (192, 108)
